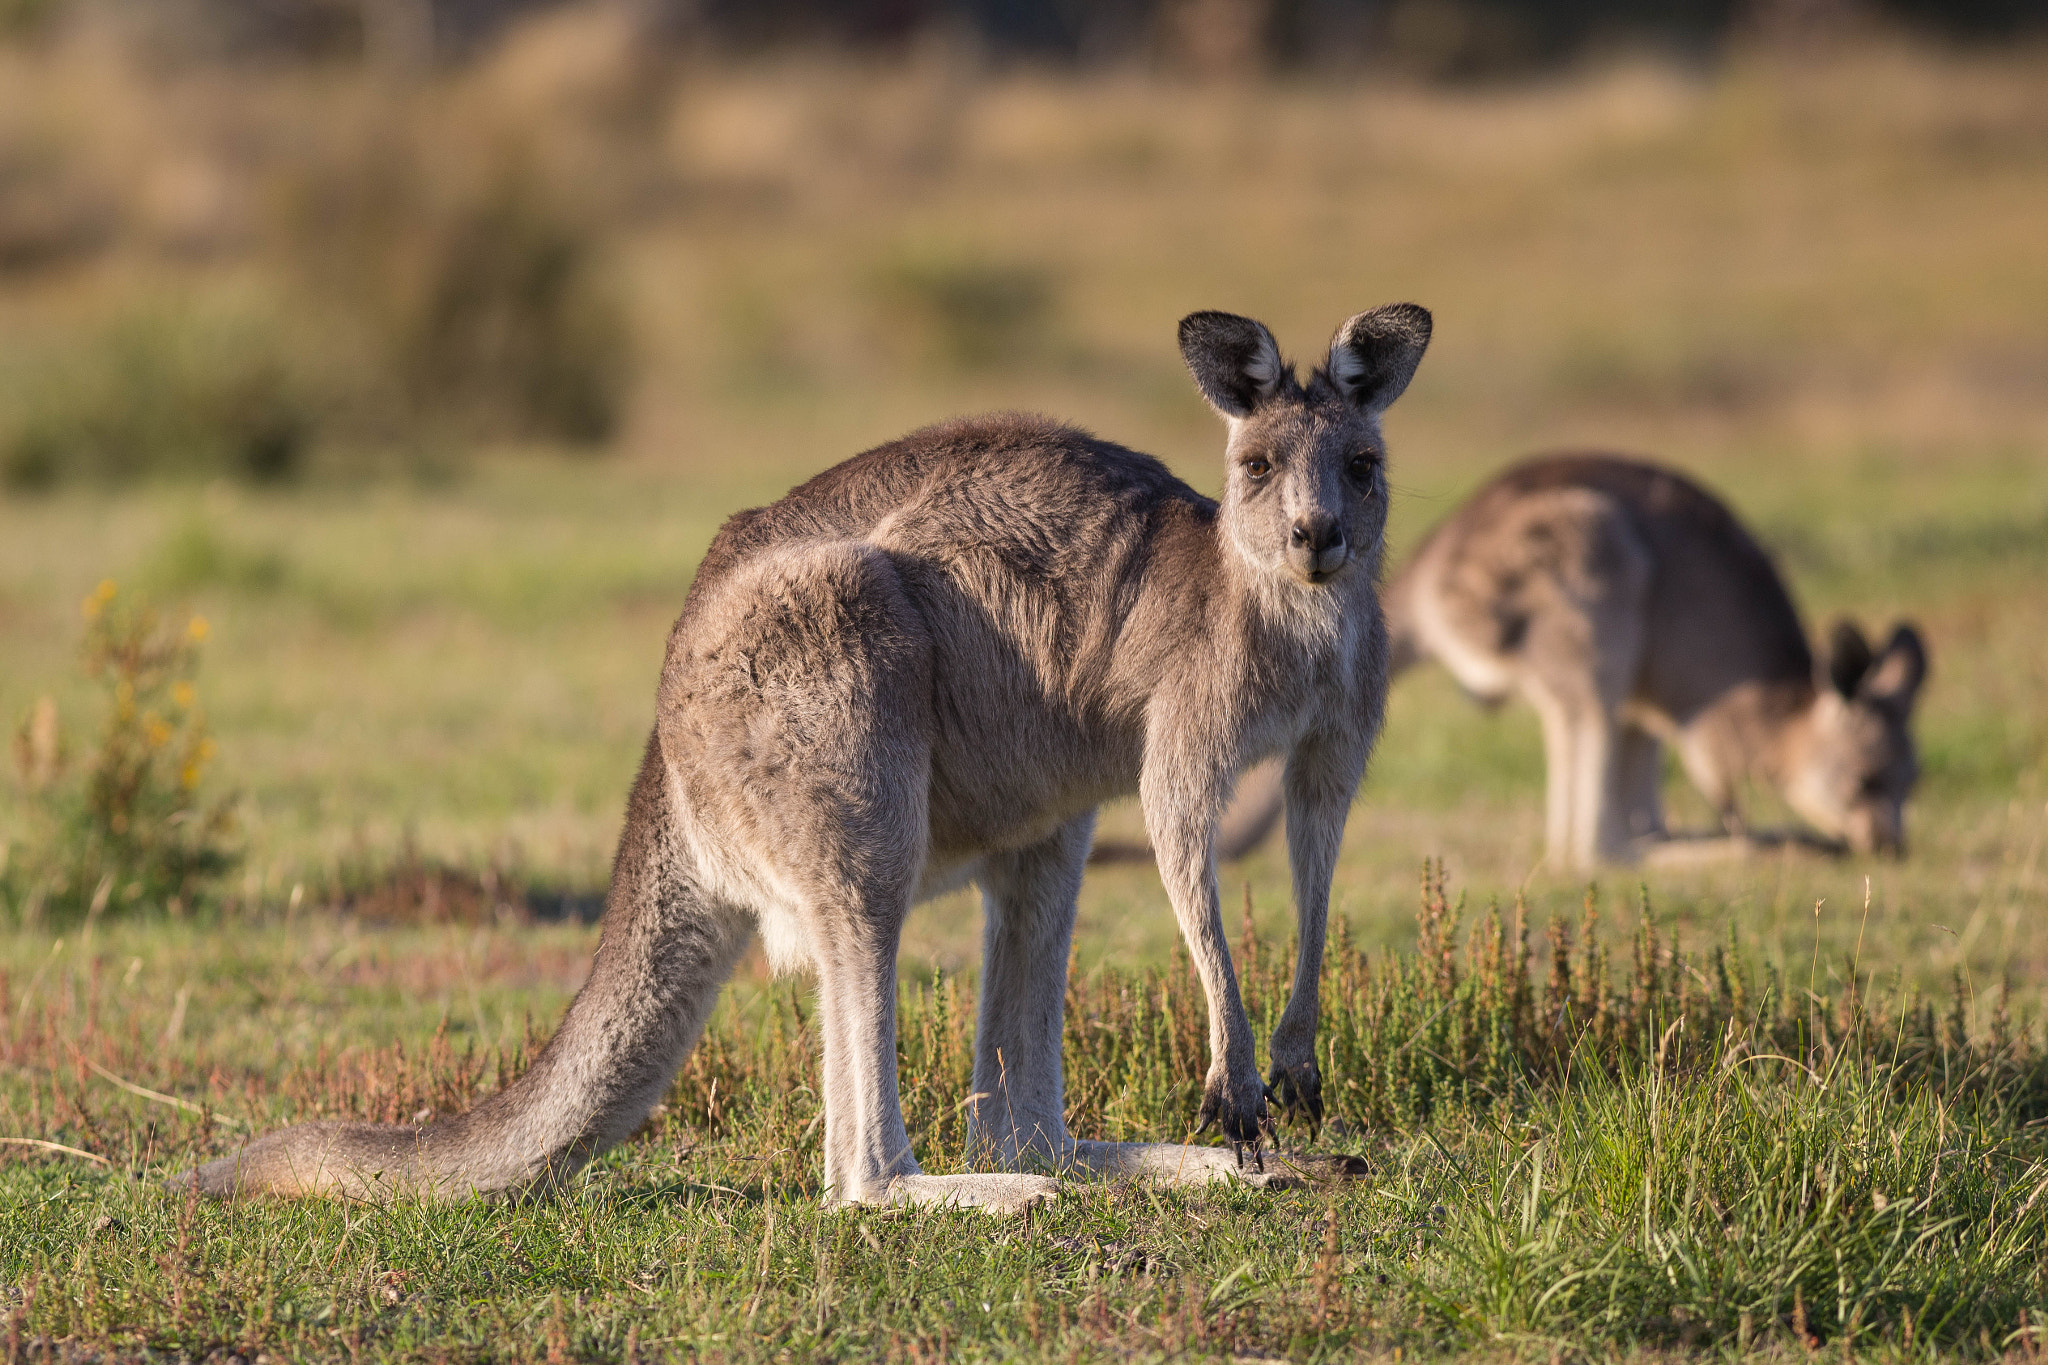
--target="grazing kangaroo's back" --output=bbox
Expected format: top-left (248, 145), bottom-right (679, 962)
top-left (185, 307), bottom-right (1431, 1209)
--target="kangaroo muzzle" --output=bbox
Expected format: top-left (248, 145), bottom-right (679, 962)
top-left (1289, 515), bottom-right (1348, 582)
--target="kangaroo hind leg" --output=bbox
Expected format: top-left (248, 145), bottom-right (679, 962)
top-left (968, 815), bottom-right (1095, 1169)
top-left (689, 540), bottom-right (1053, 1213)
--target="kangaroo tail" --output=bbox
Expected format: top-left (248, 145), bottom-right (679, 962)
top-left (1213, 757), bottom-right (1286, 863)
top-left (1381, 555), bottom-right (1424, 678)
top-left (178, 736), bottom-right (750, 1201)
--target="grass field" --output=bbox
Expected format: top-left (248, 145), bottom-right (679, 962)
top-left (3, 24), bottom-right (2048, 1362)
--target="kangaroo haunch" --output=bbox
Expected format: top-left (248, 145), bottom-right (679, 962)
top-left (178, 306), bottom-right (1431, 1211)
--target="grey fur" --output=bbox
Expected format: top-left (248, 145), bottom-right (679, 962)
top-left (177, 307), bottom-right (1430, 1210)
top-left (1215, 453), bottom-right (1927, 870)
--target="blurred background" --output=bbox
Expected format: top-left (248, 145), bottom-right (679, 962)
top-left (0, 0), bottom-right (2043, 982)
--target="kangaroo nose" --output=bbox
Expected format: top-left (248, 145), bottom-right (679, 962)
top-left (1291, 516), bottom-right (1343, 553)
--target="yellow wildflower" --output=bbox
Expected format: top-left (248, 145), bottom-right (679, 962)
top-left (173, 682), bottom-right (197, 709)
top-left (82, 579), bottom-right (116, 619)
top-left (187, 615), bottom-right (210, 643)
top-left (144, 716), bottom-right (173, 749)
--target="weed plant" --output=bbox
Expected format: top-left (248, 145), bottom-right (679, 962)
top-left (3, 869), bottom-right (2045, 1360)
top-left (3, 583), bottom-right (234, 924)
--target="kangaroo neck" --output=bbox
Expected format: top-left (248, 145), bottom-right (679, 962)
top-left (1211, 517), bottom-right (1368, 659)
top-left (1699, 675), bottom-right (1821, 790)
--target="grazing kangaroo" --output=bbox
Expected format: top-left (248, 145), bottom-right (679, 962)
top-left (1212, 453), bottom-right (1927, 871)
top-left (181, 305), bottom-right (1431, 1211)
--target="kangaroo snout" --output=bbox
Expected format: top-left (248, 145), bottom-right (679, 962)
top-left (1289, 515), bottom-right (1349, 582)
top-left (1847, 803), bottom-right (1907, 859)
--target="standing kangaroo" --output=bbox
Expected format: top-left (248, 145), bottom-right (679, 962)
top-left (1214, 453), bottom-right (1926, 871)
top-left (182, 306), bottom-right (1431, 1211)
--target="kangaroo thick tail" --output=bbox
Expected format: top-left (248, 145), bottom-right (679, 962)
top-left (178, 737), bottom-right (750, 1201)
top-left (1213, 757), bottom-right (1286, 862)
top-left (1381, 555), bottom-right (1425, 679)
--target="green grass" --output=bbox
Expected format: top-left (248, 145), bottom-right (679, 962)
top-left (6, 878), bottom-right (2048, 1361)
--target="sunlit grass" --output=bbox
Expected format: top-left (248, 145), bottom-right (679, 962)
top-left (6, 880), bottom-right (2047, 1361)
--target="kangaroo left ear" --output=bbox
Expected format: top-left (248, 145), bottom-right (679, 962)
top-left (1178, 312), bottom-right (1286, 419)
top-left (1860, 622), bottom-right (1927, 713)
top-left (1327, 304), bottom-right (1432, 414)
top-left (1825, 619), bottom-right (1875, 698)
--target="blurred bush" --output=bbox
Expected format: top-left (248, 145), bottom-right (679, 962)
top-left (0, 303), bottom-right (312, 489)
top-left (0, 6), bottom-right (643, 487)
top-left (871, 252), bottom-right (1057, 372)
top-left (348, 173), bottom-right (633, 446)
top-left (4, 583), bottom-right (236, 924)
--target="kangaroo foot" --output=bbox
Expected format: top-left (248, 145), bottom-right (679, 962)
top-left (1195, 1069), bottom-right (1270, 1150)
top-left (1067, 1140), bottom-right (1368, 1189)
top-left (1265, 1060), bottom-right (1324, 1130)
top-left (882, 1173), bottom-right (1060, 1214)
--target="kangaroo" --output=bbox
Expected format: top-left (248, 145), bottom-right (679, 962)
top-left (1211, 453), bottom-right (1926, 871)
top-left (179, 306), bottom-right (1431, 1211)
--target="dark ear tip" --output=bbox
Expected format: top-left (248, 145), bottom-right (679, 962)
top-left (1178, 310), bottom-right (1249, 343)
top-left (1386, 302), bottom-right (1433, 335)
top-left (1335, 304), bottom-right (1433, 357)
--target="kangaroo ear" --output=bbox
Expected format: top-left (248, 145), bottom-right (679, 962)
top-left (1823, 619), bottom-right (1875, 698)
top-left (1178, 312), bottom-right (1285, 419)
top-left (1327, 303), bottom-right (1432, 414)
top-left (1860, 622), bottom-right (1927, 713)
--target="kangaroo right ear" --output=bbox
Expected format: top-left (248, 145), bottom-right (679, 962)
top-left (1327, 303), bottom-right (1432, 414)
top-left (1860, 622), bottom-right (1927, 714)
top-left (1178, 312), bottom-right (1285, 419)
top-left (1824, 619), bottom-right (1875, 698)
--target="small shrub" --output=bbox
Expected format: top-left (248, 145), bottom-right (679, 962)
top-left (4, 581), bottom-right (236, 922)
top-left (279, 142), bottom-right (635, 449)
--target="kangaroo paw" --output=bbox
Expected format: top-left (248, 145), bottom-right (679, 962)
top-left (1264, 1060), bottom-right (1325, 1131)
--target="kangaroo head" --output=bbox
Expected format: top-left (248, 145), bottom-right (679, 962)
top-left (1784, 620), bottom-right (1928, 856)
top-left (1179, 306), bottom-right (1431, 590)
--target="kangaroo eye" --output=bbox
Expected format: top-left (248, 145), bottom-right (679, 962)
top-left (1243, 457), bottom-right (1272, 480)
top-left (1349, 454), bottom-right (1376, 480)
